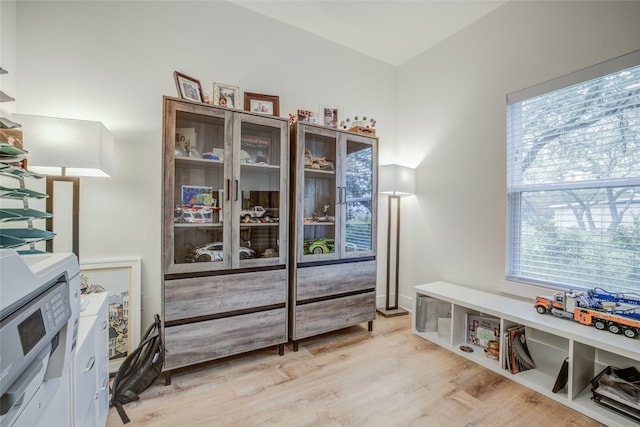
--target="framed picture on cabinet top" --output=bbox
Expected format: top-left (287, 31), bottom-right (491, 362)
top-left (213, 82), bottom-right (240, 109)
top-left (297, 109), bottom-right (318, 124)
top-left (174, 71), bottom-right (204, 103)
top-left (79, 258), bottom-right (142, 374)
top-left (244, 92), bottom-right (280, 116)
top-left (322, 107), bottom-right (339, 128)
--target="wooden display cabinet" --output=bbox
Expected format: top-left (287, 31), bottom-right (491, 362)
top-left (289, 122), bottom-right (378, 350)
top-left (161, 97), bottom-right (289, 378)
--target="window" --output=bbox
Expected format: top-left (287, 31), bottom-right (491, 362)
top-left (507, 50), bottom-right (640, 294)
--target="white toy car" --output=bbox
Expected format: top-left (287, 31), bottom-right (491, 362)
top-left (186, 242), bottom-right (256, 262)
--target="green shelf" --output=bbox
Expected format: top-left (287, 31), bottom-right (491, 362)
top-left (0, 234), bottom-right (26, 248)
top-left (0, 208), bottom-right (52, 222)
top-left (0, 143), bottom-right (27, 157)
top-left (17, 248), bottom-right (49, 255)
top-left (0, 162), bottom-right (43, 179)
top-left (0, 185), bottom-right (48, 199)
top-left (0, 144), bottom-right (27, 163)
top-left (0, 228), bottom-right (56, 244)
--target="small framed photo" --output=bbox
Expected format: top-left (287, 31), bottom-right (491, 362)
top-left (174, 71), bottom-right (204, 102)
top-left (297, 109), bottom-right (318, 124)
top-left (213, 82), bottom-right (240, 109)
top-left (322, 107), bottom-right (339, 128)
top-left (244, 92), bottom-right (280, 117)
top-left (175, 127), bottom-right (196, 153)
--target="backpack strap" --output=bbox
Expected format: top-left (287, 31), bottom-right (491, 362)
top-left (113, 400), bottom-right (131, 424)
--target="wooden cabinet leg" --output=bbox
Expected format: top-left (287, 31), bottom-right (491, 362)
top-left (368, 320), bottom-right (373, 332)
top-left (293, 341), bottom-right (299, 352)
top-left (164, 372), bottom-right (172, 386)
top-left (278, 343), bottom-right (284, 356)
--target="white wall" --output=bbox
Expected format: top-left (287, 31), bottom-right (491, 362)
top-left (14, 1), bottom-right (396, 328)
top-left (397, 1), bottom-right (640, 304)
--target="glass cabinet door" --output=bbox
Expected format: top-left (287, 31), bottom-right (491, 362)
top-left (169, 106), bottom-right (230, 273)
top-left (234, 115), bottom-right (288, 268)
top-left (298, 127), bottom-right (339, 262)
top-left (164, 99), bottom-right (289, 274)
top-left (342, 135), bottom-right (376, 258)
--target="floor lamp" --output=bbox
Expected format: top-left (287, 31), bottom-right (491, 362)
top-left (12, 114), bottom-right (115, 258)
top-left (377, 164), bottom-right (415, 317)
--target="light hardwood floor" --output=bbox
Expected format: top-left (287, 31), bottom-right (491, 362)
top-left (107, 315), bottom-right (606, 426)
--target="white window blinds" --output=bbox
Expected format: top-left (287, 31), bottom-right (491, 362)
top-left (506, 50), bottom-right (640, 293)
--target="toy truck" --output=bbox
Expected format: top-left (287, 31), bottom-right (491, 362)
top-left (534, 288), bottom-right (640, 339)
top-left (240, 205), bottom-right (271, 221)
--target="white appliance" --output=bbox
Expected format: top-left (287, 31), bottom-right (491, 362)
top-left (0, 249), bottom-right (80, 427)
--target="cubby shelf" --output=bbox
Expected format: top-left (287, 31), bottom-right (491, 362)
top-left (413, 281), bottom-right (639, 427)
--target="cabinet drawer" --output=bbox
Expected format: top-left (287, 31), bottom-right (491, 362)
top-left (164, 269), bottom-right (287, 322)
top-left (74, 314), bottom-right (98, 425)
top-left (294, 291), bottom-right (375, 340)
top-left (163, 308), bottom-right (287, 371)
top-left (296, 260), bottom-right (376, 301)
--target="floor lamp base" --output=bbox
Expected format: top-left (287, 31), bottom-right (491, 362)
top-left (376, 307), bottom-right (409, 317)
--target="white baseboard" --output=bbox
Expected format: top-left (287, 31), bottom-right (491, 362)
top-left (376, 293), bottom-right (413, 313)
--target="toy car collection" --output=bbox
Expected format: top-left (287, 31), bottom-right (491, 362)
top-left (534, 288), bottom-right (640, 339)
top-left (185, 242), bottom-right (256, 262)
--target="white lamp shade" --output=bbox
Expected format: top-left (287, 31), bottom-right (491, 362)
top-left (380, 164), bottom-right (415, 195)
top-left (12, 114), bottom-right (115, 177)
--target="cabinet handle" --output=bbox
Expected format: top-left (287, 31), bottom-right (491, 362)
top-left (101, 321), bottom-right (108, 330)
top-left (85, 356), bottom-right (95, 372)
top-left (337, 186), bottom-right (342, 204)
top-left (342, 187), bottom-right (347, 205)
top-left (235, 180), bottom-right (239, 201)
top-left (226, 179), bottom-right (230, 201)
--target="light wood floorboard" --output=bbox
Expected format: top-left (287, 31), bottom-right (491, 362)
top-left (107, 315), bottom-right (606, 426)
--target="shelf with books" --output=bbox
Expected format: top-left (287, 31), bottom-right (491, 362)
top-left (413, 281), bottom-right (639, 427)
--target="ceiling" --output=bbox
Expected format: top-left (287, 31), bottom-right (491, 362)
top-left (229, 1), bottom-right (507, 66)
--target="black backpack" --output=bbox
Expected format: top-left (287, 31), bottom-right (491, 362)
top-left (110, 313), bottom-right (165, 424)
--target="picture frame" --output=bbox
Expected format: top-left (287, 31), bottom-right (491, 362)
top-left (241, 134), bottom-right (271, 164)
top-left (297, 109), bottom-right (318, 124)
top-left (80, 258), bottom-right (142, 374)
top-left (321, 107), bottom-right (339, 128)
top-left (244, 92), bottom-right (280, 116)
top-left (466, 313), bottom-right (500, 350)
top-left (213, 82), bottom-right (240, 109)
top-left (175, 127), bottom-right (197, 153)
top-left (181, 184), bottom-right (213, 206)
top-left (174, 71), bottom-right (204, 103)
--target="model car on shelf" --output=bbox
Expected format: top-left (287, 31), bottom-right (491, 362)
top-left (240, 206), bottom-right (273, 222)
top-left (185, 242), bottom-right (256, 262)
top-left (174, 205), bottom-right (218, 224)
top-left (304, 238), bottom-right (335, 254)
top-left (303, 148), bottom-right (334, 171)
top-left (534, 287), bottom-right (640, 339)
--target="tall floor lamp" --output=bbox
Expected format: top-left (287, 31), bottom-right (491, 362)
top-left (377, 164), bottom-right (415, 317)
top-left (12, 114), bottom-right (115, 258)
